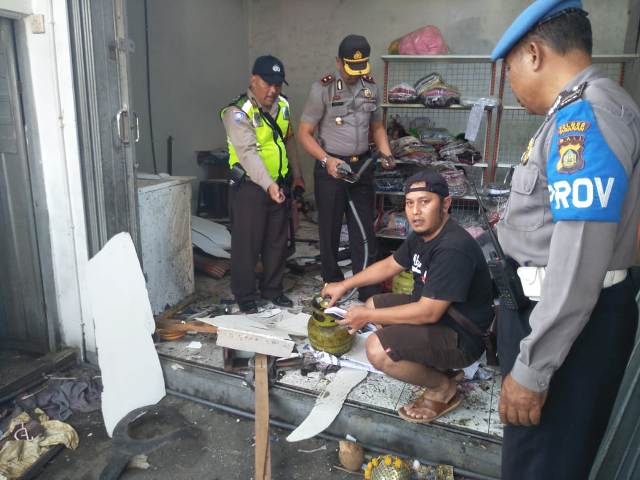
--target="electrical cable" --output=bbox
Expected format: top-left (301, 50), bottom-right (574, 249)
top-left (143, 0), bottom-right (158, 174)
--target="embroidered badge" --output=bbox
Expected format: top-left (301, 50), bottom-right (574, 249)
top-left (557, 135), bottom-right (586, 174)
top-left (233, 111), bottom-right (246, 124)
top-left (353, 50), bottom-right (363, 60)
top-left (272, 64), bottom-right (281, 72)
top-left (521, 137), bottom-right (534, 165)
top-left (363, 88), bottom-right (372, 98)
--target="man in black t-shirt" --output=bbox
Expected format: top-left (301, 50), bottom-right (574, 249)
top-left (322, 169), bottom-right (493, 423)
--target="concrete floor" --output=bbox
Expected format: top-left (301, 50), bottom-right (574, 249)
top-left (40, 393), bottom-right (360, 480)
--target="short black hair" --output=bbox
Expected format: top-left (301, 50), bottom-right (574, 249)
top-left (523, 8), bottom-right (593, 55)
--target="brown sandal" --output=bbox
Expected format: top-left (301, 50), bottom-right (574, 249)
top-left (397, 393), bottom-right (462, 424)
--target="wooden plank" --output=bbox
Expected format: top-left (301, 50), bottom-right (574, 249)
top-left (254, 353), bottom-right (271, 480)
top-left (155, 319), bottom-right (218, 334)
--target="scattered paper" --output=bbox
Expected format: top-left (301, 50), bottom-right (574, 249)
top-left (187, 341), bottom-right (202, 349)
top-left (287, 367), bottom-right (368, 442)
top-left (324, 306), bottom-right (347, 318)
top-left (298, 445), bottom-right (327, 453)
top-left (302, 332), bottom-right (382, 374)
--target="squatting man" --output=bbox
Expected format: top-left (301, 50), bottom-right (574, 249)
top-left (322, 169), bottom-right (493, 423)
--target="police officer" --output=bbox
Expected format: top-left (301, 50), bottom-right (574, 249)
top-left (221, 55), bottom-right (305, 313)
top-left (492, 1), bottom-right (640, 479)
top-left (298, 34), bottom-right (395, 301)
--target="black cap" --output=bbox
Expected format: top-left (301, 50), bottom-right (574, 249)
top-left (338, 35), bottom-right (371, 76)
top-left (404, 169), bottom-right (449, 197)
top-left (252, 55), bottom-right (288, 85)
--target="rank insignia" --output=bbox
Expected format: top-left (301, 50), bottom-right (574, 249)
top-left (363, 88), bottom-right (372, 98)
top-left (337, 79), bottom-right (344, 91)
top-left (335, 116), bottom-right (343, 125)
top-left (557, 135), bottom-right (585, 174)
top-left (521, 137), bottom-right (534, 165)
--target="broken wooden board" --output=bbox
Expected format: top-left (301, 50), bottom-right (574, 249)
top-left (155, 319), bottom-right (218, 334)
top-left (200, 315), bottom-right (297, 358)
top-left (286, 367), bottom-right (368, 442)
top-left (87, 232), bottom-right (166, 437)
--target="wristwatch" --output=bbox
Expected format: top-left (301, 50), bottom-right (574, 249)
top-left (319, 155), bottom-right (328, 168)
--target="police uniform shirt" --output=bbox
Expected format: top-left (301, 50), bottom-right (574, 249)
top-left (300, 72), bottom-right (382, 157)
top-left (221, 89), bottom-right (295, 191)
top-left (497, 65), bottom-right (640, 392)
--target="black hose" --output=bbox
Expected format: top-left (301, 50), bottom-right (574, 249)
top-left (143, 0), bottom-right (158, 174)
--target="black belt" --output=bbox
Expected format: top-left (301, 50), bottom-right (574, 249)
top-left (325, 151), bottom-right (370, 163)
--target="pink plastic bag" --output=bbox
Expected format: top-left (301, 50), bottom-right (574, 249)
top-left (396, 26), bottom-right (449, 55)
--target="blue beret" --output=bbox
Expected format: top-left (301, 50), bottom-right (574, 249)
top-left (491, 0), bottom-right (584, 60)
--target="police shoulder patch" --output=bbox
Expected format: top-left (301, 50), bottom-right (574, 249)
top-left (232, 109), bottom-right (248, 125)
top-left (320, 74), bottom-right (334, 86)
top-left (362, 74), bottom-right (375, 84)
top-left (547, 99), bottom-right (628, 223)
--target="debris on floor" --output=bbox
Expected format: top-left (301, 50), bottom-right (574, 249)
top-left (0, 408), bottom-right (78, 479)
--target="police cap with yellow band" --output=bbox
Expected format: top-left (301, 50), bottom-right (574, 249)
top-left (339, 34), bottom-right (371, 76)
top-left (491, 0), bottom-right (584, 61)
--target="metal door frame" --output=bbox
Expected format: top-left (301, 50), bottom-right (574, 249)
top-left (0, 16), bottom-right (58, 353)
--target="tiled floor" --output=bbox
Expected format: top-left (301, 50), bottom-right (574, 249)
top-left (157, 219), bottom-right (503, 441)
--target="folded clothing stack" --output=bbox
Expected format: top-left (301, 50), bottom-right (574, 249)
top-left (414, 72), bottom-right (460, 108)
top-left (390, 136), bottom-right (439, 166)
top-left (419, 128), bottom-right (455, 148)
top-left (388, 82), bottom-right (418, 103)
top-left (439, 139), bottom-right (482, 165)
top-left (430, 162), bottom-right (468, 198)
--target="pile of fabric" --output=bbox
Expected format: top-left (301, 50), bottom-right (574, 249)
top-left (388, 82), bottom-right (417, 103)
top-left (390, 136), bottom-right (439, 166)
top-left (439, 138), bottom-right (483, 165)
top-left (419, 128), bottom-right (455, 148)
top-left (414, 72), bottom-right (460, 108)
top-left (437, 164), bottom-right (468, 197)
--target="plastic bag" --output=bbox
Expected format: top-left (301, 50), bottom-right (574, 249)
top-left (389, 26), bottom-right (449, 55)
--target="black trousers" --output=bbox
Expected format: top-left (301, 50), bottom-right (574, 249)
top-left (228, 180), bottom-right (288, 303)
top-left (313, 159), bottom-right (379, 300)
top-left (498, 276), bottom-right (638, 480)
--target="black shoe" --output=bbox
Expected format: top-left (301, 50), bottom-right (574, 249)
top-left (264, 294), bottom-right (293, 308)
top-left (238, 300), bottom-right (258, 314)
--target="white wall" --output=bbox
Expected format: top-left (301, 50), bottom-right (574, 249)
top-left (127, 0), bottom-right (249, 195)
top-left (247, 0), bottom-right (634, 186)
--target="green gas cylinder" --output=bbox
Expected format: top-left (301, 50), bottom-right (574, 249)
top-left (307, 296), bottom-right (354, 356)
top-left (392, 270), bottom-right (414, 295)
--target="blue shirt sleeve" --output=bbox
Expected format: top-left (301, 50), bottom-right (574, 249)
top-left (547, 99), bottom-right (628, 222)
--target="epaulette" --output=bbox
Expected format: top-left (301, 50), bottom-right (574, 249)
top-left (228, 93), bottom-right (248, 108)
top-left (320, 74), bottom-right (334, 86)
top-left (362, 74), bottom-right (375, 84)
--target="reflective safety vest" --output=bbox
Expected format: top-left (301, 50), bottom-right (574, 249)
top-left (222, 95), bottom-right (290, 181)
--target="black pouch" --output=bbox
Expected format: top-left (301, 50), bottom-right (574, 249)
top-left (229, 163), bottom-right (246, 186)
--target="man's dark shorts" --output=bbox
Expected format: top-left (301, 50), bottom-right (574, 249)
top-left (372, 293), bottom-right (477, 370)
